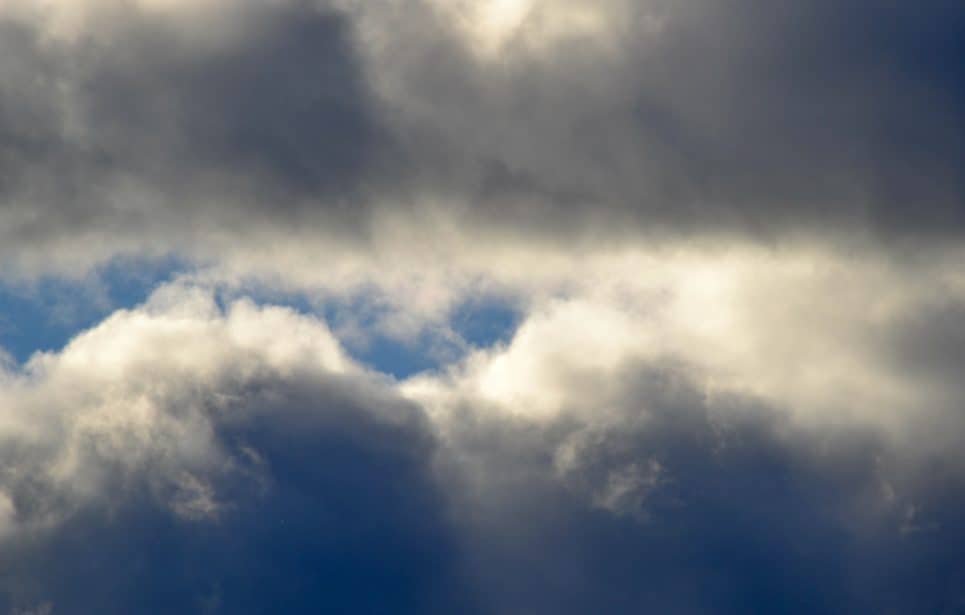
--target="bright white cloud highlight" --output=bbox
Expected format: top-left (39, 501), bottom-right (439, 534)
top-left (0, 283), bottom-right (359, 534)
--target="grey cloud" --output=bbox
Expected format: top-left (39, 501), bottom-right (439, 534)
top-left (75, 3), bottom-right (388, 203)
top-left (2, 292), bottom-right (965, 612)
top-left (0, 1), bottom-right (397, 269)
top-left (885, 297), bottom-right (965, 387)
top-left (0, 375), bottom-right (479, 614)
top-left (436, 360), bottom-right (965, 613)
top-left (370, 0), bottom-right (965, 242)
top-left (1, 0), bottom-right (964, 273)
top-left (1, 0), bottom-right (965, 609)
top-left (0, 296), bottom-right (480, 614)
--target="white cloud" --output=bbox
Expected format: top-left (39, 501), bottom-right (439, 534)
top-left (399, 243), bottom-right (965, 460)
top-left (0, 257), bottom-right (962, 610)
top-left (0, 282), bottom-right (362, 534)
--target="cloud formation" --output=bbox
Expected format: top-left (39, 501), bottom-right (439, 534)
top-left (363, 0), bottom-right (965, 240)
top-left (2, 0), bottom-right (965, 612)
top-left (0, 0), bottom-right (963, 274)
top-left (1, 283), bottom-right (965, 612)
top-left (0, 286), bottom-right (478, 613)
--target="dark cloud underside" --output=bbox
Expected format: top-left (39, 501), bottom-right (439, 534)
top-left (0, 0), bottom-right (963, 267)
top-left (4, 356), bottom-right (965, 613)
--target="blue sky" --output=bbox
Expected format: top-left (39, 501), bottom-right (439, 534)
top-left (0, 261), bottom-right (521, 379)
top-left (0, 257), bottom-right (186, 363)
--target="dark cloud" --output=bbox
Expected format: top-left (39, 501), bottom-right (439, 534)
top-left (0, 371), bottom-right (480, 615)
top-left (437, 361), bottom-right (965, 614)
top-left (376, 0), bottom-right (965, 242)
top-left (74, 3), bottom-right (390, 209)
top-left (0, 1), bottom-right (396, 267)
top-left (884, 296), bottom-right (965, 387)
top-left (1, 0), bottom-right (963, 269)
top-left (1, 299), bottom-right (965, 613)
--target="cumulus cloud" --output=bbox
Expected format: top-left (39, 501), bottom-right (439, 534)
top-left (0, 284), bottom-right (478, 613)
top-left (398, 244), bottom-right (965, 451)
top-left (399, 280), bottom-right (965, 612)
top-left (430, 359), bottom-right (965, 613)
top-left (2, 0), bottom-right (965, 612)
top-left (0, 282), bottom-right (962, 612)
top-left (0, 283), bottom-right (357, 529)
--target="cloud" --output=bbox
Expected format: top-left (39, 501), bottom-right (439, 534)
top-left (1, 1), bottom-right (965, 612)
top-left (0, 285), bottom-right (477, 613)
top-left (448, 366), bottom-right (965, 613)
top-left (0, 0), bottom-right (393, 273)
top-left (398, 244), bottom-right (965, 453)
top-left (0, 279), bottom-right (965, 611)
top-left (414, 321), bottom-right (965, 613)
top-left (345, 0), bottom-right (965, 243)
top-left (0, 0), bottom-right (963, 276)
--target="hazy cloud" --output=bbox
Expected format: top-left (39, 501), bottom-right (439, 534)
top-left (0, 0), bottom-right (963, 273)
top-left (2, 0), bottom-right (965, 612)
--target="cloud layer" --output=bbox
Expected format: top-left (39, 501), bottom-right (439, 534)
top-left (0, 280), bottom-right (963, 612)
top-left (0, 0), bottom-right (963, 274)
top-left (2, 0), bottom-right (965, 612)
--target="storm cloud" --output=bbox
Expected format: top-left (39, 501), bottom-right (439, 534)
top-left (1, 287), bottom-right (965, 612)
top-left (2, 0), bottom-right (965, 612)
top-left (0, 0), bottom-right (394, 270)
top-left (0, 0), bottom-right (963, 272)
top-left (435, 362), bottom-right (965, 614)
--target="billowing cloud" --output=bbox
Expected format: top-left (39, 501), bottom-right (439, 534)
top-left (1, 283), bottom-right (965, 611)
top-left (430, 359), bottom-right (965, 613)
top-left (0, 285), bottom-right (478, 613)
top-left (2, 0), bottom-right (965, 612)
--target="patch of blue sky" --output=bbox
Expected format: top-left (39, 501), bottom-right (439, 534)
top-left (449, 294), bottom-right (521, 349)
top-left (346, 329), bottom-right (463, 380)
top-left (0, 261), bottom-right (524, 379)
top-left (321, 291), bottom-right (522, 379)
top-left (0, 255), bottom-right (188, 364)
top-left (216, 283), bottom-right (523, 380)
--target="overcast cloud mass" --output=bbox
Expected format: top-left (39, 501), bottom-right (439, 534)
top-left (1, 0), bottom-right (965, 613)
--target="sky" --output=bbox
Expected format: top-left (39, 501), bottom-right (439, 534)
top-left (0, 0), bottom-right (964, 613)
